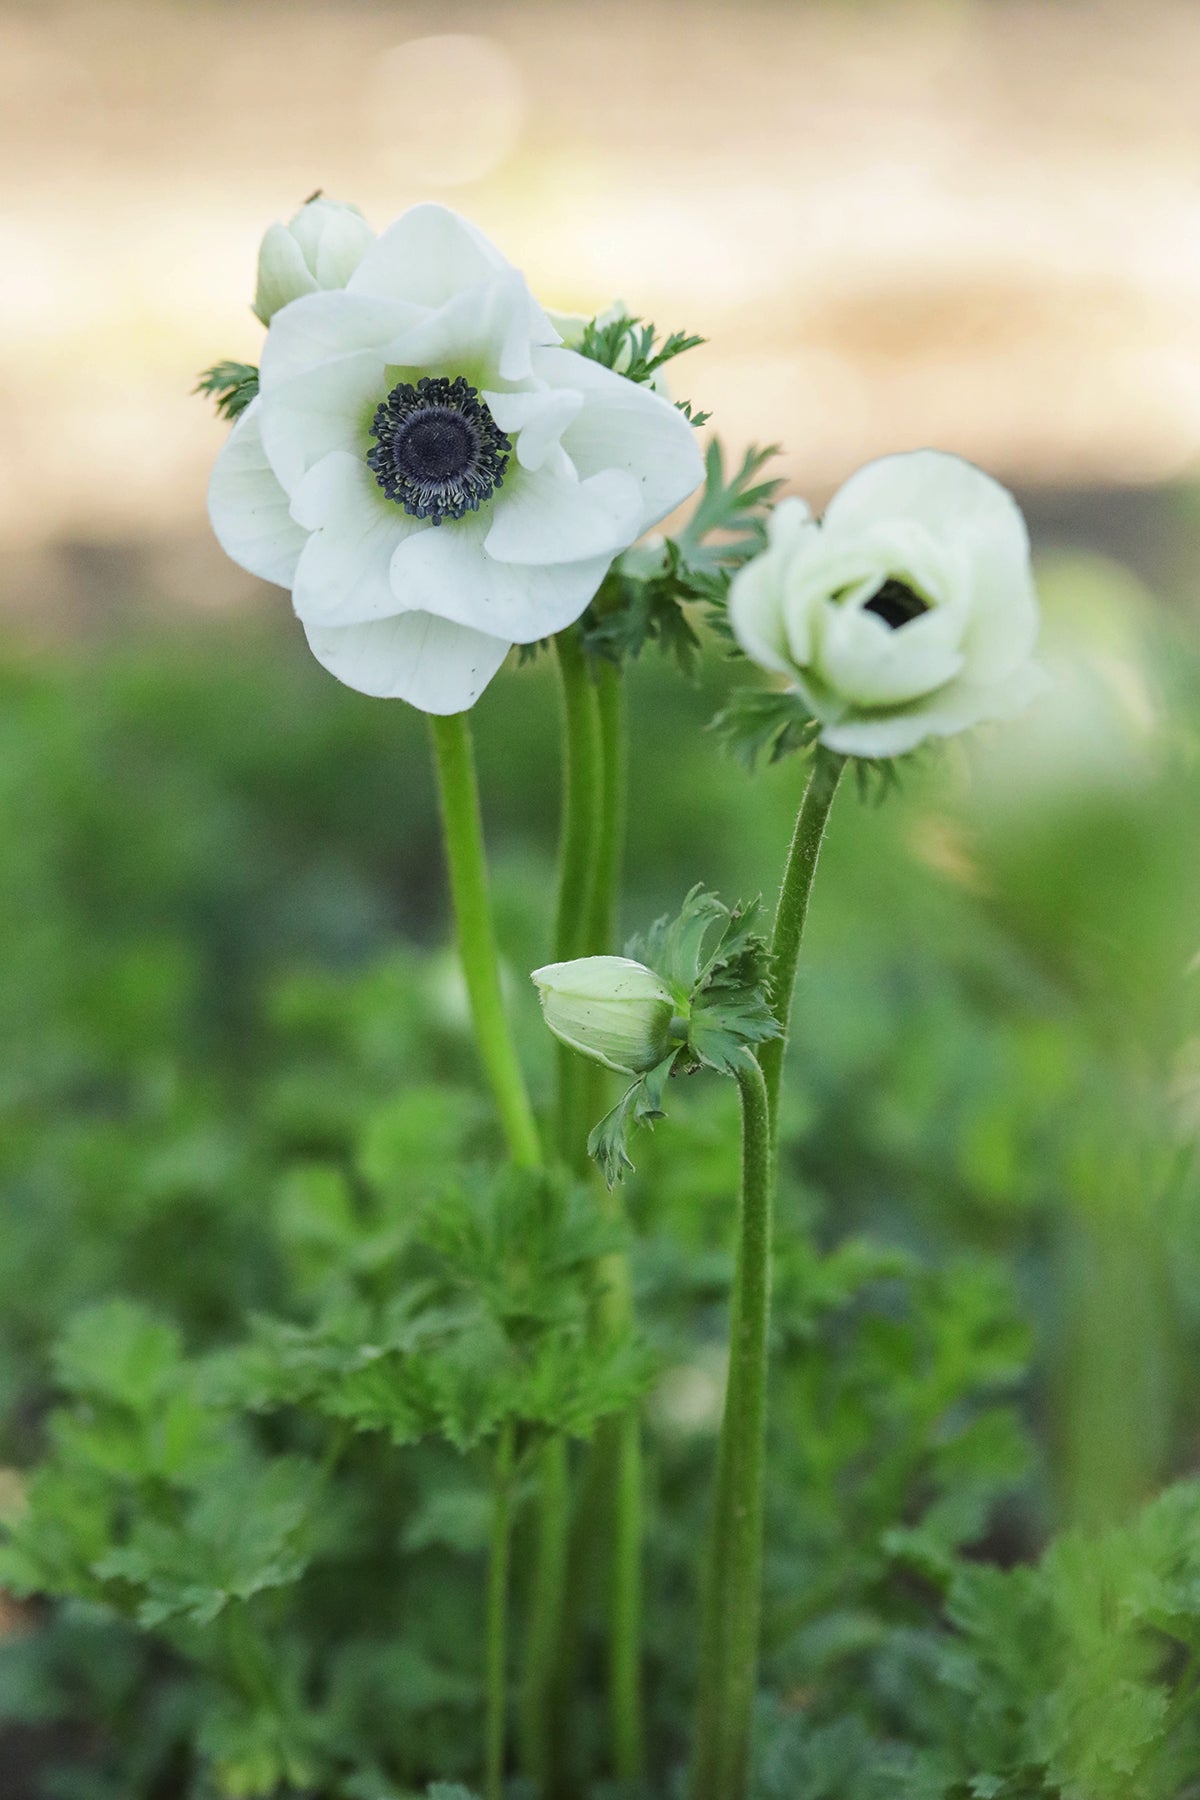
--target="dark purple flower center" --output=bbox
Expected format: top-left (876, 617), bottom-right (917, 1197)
top-left (367, 375), bottom-right (510, 523)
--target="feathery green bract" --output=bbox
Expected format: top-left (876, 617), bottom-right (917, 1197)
top-left (195, 359), bottom-right (260, 420)
top-left (587, 888), bottom-right (779, 1183)
top-left (578, 310), bottom-right (706, 392)
top-left (675, 439), bottom-right (783, 574)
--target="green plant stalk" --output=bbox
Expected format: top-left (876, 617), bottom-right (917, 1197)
top-left (589, 656), bottom-right (645, 1781)
top-left (758, 747), bottom-right (846, 1136)
top-left (428, 711), bottom-right (542, 1171)
top-left (519, 1431), bottom-right (570, 1788)
top-left (487, 1418), bottom-right (517, 1800)
top-left (552, 629), bottom-right (605, 1168)
top-left (690, 1056), bottom-right (773, 1800)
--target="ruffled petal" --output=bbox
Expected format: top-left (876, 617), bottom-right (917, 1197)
top-left (258, 351), bottom-right (387, 497)
top-left (206, 402), bottom-right (307, 588)
top-left (824, 451), bottom-right (1037, 684)
top-left (483, 387), bottom-right (583, 471)
top-left (533, 347), bottom-right (704, 529)
top-left (289, 452), bottom-right (425, 628)
top-left (818, 660), bottom-right (1050, 757)
top-left (382, 269), bottom-right (550, 383)
top-left (813, 596), bottom-right (965, 708)
top-left (484, 458), bottom-right (643, 566)
top-left (390, 509), bottom-right (611, 642)
top-left (728, 501), bottom-right (814, 675)
top-left (259, 291), bottom-right (424, 387)
top-left (303, 611), bottom-right (511, 712)
top-left (347, 203), bottom-right (509, 306)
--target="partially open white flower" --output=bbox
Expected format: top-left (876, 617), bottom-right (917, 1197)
top-left (531, 956), bottom-right (680, 1075)
top-left (210, 204), bottom-right (703, 714)
top-left (253, 197), bottom-right (376, 325)
top-left (729, 451), bottom-right (1047, 757)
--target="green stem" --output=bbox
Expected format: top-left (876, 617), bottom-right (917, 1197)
top-left (588, 658), bottom-right (644, 1781)
top-left (690, 1057), bottom-right (773, 1800)
top-left (428, 711), bottom-right (541, 1171)
top-left (486, 1418), bottom-right (517, 1800)
top-left (757, 748), bottom-right (845, 1137)
top-left (552, 630), bottom-right (604, 1170)
top-left (519, 1433), bottom-right (570, 1788)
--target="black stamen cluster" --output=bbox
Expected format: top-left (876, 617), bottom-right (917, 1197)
top-left (863, 578), bottom-right (930, 630)
top-left (367, 376), bottom-right (511, 524)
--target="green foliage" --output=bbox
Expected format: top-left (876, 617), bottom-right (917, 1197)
top-left (710, 683), bottom-right (818, 771)
top-left (588, 888), bottom-right (780, 1182)
top-left (195, 360), bottom-right (259, 421)
top-left (577, 309), bottom-right (706, 410)
top-left (1, 573), bottom-right (1199, 1796)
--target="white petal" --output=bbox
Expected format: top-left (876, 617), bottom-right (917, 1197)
top-left (258, 351), bottom-right (386, 497)
top-left (289, 452), bottom-right (424, 628)
top-left (207, 402), bottom-right (307, 588)
top-left (382, 270), bottom-right (548, 383)
top-left (483, 387), bottom-right (583, 471)
top-left (303, 611), bottom-right (511, 713)
top-left (346, 203), bottom-right (509, 306)
top-left (825, 450), bottom-right (1038, 684)
top-left (259, 291), bottom-right (424, 387)
top-left (534, 347), bottom-right (704, 528)
top-left (390, 509), bottom-right (612, 642)
top-left (305, 204), bottom-right (376, 289)
top-left (485, 459), bottom-right (643, 566)
top-left (253, 223), bottom-right (319, 325)
top-left (729, 556), bottom-right (802, 679)
top-left (813, 597), bottom-right (965, 707)
top-left (818, 659), bottom-right (1049, 758)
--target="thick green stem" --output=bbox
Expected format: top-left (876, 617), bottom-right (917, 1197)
top-left (552, 630), bottom-right (604, 1170)
top-left (690, 1058), bottom-right (773, 1800)
top-left (429, 711), bottom-right (542, 1170)
top-left (758, 748), bottom-right (845, 1136)
top-left (586, 658), bottom-right (626, 955)
top-left (519, 1433), bottom-right (570, 1787)
top-left (486, 1419), bottom-right (517, 1800)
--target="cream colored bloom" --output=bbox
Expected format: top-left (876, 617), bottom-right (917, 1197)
top-left (729, 451), bottom-right (1046, 757)
top-left (209, 204), bottom-right (703, 714)
top-left (531, 956), bottom-right (680, 1075)
top-left (252, 197), bottom-right (375, 325)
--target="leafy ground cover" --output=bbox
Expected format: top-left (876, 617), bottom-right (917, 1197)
top-left (1, 545), bottom-right (1199, 1797)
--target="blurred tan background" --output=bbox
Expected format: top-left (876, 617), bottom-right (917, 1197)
top-left (3, 0), bottom-right (1200, 620)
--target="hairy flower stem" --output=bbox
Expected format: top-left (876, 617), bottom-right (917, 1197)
top-left (429, 715), bottom-right (539, 1795)
top-left (428, 712), bottom-right (542, 1169)
top-left (690, 1057), bottom-right (773, 1800)
top-left (758, 748), bottom-right (846, 1136)
top-left (486, 1418), bottom-right (517, 1800)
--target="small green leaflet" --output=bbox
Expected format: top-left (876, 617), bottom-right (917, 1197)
top-left (195, 360), bottom-right (259, 421)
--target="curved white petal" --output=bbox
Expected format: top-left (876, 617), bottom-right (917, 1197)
top-left (304, 611), bottom-right (511, 712)
top-left (382, 270), bottom-right (550, 384)
top-left (390, 509), bottom-right (611, 642)
top-left (534, 347), bottom-right (704, 529)
top-left (825, 451), bottom-right (1037, 685)
top-left (258, 350), bottom-right (387, 496)
top-left (483, 387), bottom-right (583, 471)
top-left (305, 205), bottom-right (376, 290)
top-left (289, 452), bottom-right (425, 628)
top-left (347, 203), bottom-right (509, 305)
top-left (259, 291), bottom-right (424, 388)
top-left (207, 402), bottom-right (307, 588)
top-left (484, 459), bottom-right (643, 566)
top-left (253, 223), bottom-right (319, 325)
top-left (818, 660), bottom-right (1049, 757)
top-left (728, 504), bottom-right (813, 675)
top-left (813, 597), bottom-right (965, 707)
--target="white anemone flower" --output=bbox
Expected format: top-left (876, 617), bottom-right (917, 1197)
top-left (729, 451), bottom-right (1047, 758)
top-left (209, 203), bottom-right (704, 714)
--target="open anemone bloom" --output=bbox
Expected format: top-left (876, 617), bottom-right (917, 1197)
top-left (729, 450), bottom-right (1048, 757)
top-left (208, 203), bottom-right (704, 713)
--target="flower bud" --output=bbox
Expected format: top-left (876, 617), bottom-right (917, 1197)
top-left (253, 197), bottom-right (375, 325)
top-left (531, 956), bottom-right (681, 1075)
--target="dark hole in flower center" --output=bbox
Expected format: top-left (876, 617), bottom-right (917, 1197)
top-left (863, 578), bottom-right (930, 630)
top-left (395, 412), bottom-right (476, 484)
top-left (367, 375), bottom-right (511, 524)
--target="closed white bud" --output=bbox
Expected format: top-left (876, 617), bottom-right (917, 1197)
top-left (252, 197), bottom-right (375, 325)
top-left (531, 956), bottom-right (681, 1075)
